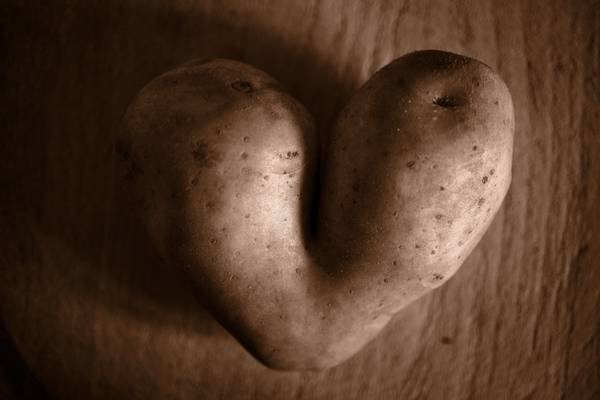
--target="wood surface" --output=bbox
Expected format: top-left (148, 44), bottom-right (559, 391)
top-left (2, 0), bottom-right (599, 399)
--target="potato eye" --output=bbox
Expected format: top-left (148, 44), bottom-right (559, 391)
top-left (231, 80), bottom-right (253, 93)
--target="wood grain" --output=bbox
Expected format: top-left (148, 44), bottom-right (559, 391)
top-left (2, 0), bottom-right (599, 399)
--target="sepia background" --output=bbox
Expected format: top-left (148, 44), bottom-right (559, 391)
top-left (2, 0), bottom-right (599, 399)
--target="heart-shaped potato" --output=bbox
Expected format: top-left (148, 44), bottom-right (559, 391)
top-left (118, 50), bottom-right (514, 370)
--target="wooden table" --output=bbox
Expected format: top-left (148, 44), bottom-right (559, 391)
top-left (2, 1), bottom-right (599, 399)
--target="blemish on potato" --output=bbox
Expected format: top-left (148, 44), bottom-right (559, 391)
top-left (478, 198), bottom-right (485, 206)
top-left (489, 169), bottom-right (495, 175)
top-left (435, 214), bottom-right (443, 220)
top-left (433, 273), bottom-right (444, 280)
top-left (482, 176), bottom-right (489, 184)
top-left (241, 152), bottom-right (248, 160)
top-left (278, 150), bottom-right (299, 160)
top-left (243, 136), bottom-right (250, 143)
top-left (231, 80), bottom-right (253, 93)
top-left (433, 95), bottom-right (461, 108)
top-left (473, 145), bottom-right (478, 151)
top-left (440, 336), bottom-right (453, 345)
top-left (406, 160), bottom-right (416, 169)
top-left (192, 142), bottom-right (223, 167)
top-left (440, 186), bottom-right (445, 191)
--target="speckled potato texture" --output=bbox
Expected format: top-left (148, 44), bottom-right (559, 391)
top-left (119, 50), bottom-right (514, 370)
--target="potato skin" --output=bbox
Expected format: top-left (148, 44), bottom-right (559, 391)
top-left (318, 50), bottom-right (514, 288)
top-left (119, 51), bottom-right (514, 370)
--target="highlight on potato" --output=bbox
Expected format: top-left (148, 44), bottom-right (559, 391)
top-left (117, 50), bottom-right (514, 370)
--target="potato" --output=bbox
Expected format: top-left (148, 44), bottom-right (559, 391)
top-left (118, 51), bottom-right (514, 370)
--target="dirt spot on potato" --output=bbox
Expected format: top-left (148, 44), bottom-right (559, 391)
top-left (278, 150), bottom-right (300, 160)
top-left (192, 142), bottom-right (223, 168)
top-left (433, 95), bottom-right (462, 108)
top-left (482, 176), bottom-right (489, 184)
top-left (440, 336), bottom-right (453, 344)
top-left (433, 273), bottom-right (444, 280)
